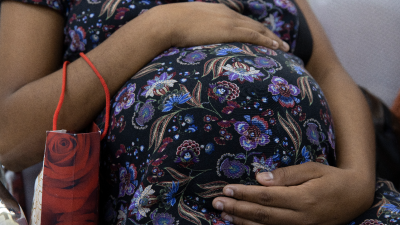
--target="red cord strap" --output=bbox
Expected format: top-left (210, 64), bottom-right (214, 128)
top-left (53, 61), bottom-right (70, 132)
top-left (53, 53), bottom-right (110, 140)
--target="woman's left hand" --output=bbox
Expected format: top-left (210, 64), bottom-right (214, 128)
top-left (212, 162), bottom-right (374, 225)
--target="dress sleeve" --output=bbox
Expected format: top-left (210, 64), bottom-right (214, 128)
top-left (8, 0), bottom-right (69, 16)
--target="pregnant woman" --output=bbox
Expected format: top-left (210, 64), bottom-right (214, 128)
top-left (0, 0), bottom-right (398, 224)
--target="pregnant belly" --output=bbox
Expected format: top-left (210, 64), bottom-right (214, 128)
top-left (98, 42), bottom-right (336, 224)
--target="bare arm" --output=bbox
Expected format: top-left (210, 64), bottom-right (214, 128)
top-left (0, 1), bottom-right (289, 171)
top-left (297, 0), bottom-right (375, 190)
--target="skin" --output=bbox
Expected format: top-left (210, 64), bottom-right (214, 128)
top-left (0, 0), bottom-right (375, 224)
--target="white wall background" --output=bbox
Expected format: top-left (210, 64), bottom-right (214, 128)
top-left (308, 0), bottom-right (400, 106)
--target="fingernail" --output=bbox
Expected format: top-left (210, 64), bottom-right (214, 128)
top-left (225, 187), bottom-right (234, 197)
top-left (272, 40), bottom-right (279, 49)
top-left (215, 201), bottom-right (224, 211)
top-left (223, 214), bottom-right (233, 222)
top-left (282, 41), bottom-right (290, 51)
top-left (260, 172), bottom-right (274, 181)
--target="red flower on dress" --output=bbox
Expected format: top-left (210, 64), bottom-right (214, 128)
top-left (114, 7), bottom-right (129, 20)
top-left (174, 140), bottom-right (200, 168)
top-left (222, 101), bottom-right (240, 114)
top-left (157, 137), bottom-right (173, 153)
top-left (208, 81), bottom-right (240, 103)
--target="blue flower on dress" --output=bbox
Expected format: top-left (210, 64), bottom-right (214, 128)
top-left (47, 0), bottom-right (61, 10)
top-left (152, 213), bottom-right (175, 225)
top-left (254, 46), bottom-right (278, 56)
top-left (306, 123), bottom-right (320, 145)
top-left (205, 143), bottom-right (215, 154)
top-left (126, 162), bottom-right (138, 185)
top-left (268, 76), bottom-right (300, 108)
top-left (300, 146), bottom-right (311, 164)
top-left (90, 34), bottom-right (99, 48)
top-left (244, 57), bottom-right (278, 69)
top-left (165, 181), bottom-right (179, 206)
top-left (128, 185), bottom-right (157, 221)
top-left (252, 156), bottom-right (277, 173)
top-left (234, 115), bottom-right (270, 151)
top-left (118, 167), bottom-right (135, 198)
top-left (220, 158), bottom-right (247, 178)
top-left (182, 51), bottom-right (207, 64)
top-left (136, 99), bottom-right (156, 126)
top-left (222, 62), bottom-right (265, 83)
top-left (153, 47), bottom-right (180, 61)
top-left (380, 203), bottom-right (400, 216)
top-left (290, 63), bottom-right (306, 74)
top-left (160, 92), bottom-right (191, 112)
top-left (254, 57), bottom-right (278, 68)
top-left (248, 1), bottom-right (269, 18)
top-left (184, 114), bottom-right (195, 124)
top-left (263, 11), bottom-right (285, 35)
top-left (139, 0), bottom-right (150, 5)
top-left (281, 155), bottom-right (291, 165)
top-left (185, 124), bottom-right (198, 133)
top-left (216, 47), bottom-right (243, 56)
top-left (328, 124), bottom-right (335, 150)
top-left (272, 152), bottom-right (280, 161)
top-left (274, 0), bottom-right (297, 15)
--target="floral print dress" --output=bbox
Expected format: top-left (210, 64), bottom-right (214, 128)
top-left (13, 0), bottom-right (400, 223)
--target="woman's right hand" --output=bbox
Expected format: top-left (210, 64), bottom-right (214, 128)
top-left (150, 2), bottom-right (290, 51)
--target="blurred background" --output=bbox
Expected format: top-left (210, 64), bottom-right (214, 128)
top-left (309, 0), bottom-right (400, 107)
top-left (0, 0), bottom-right (400, 220)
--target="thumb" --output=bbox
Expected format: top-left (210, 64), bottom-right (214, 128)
top-left (256, 162), bottom-right (326, 186)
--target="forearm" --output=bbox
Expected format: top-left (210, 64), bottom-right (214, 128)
top-left (317, 66), bottom-right (375, 176)
top-left (296, 0), bottom-right (375, 175)
top-left (296, 0), bottom-right (375, 206)
top-left (314, 66), bottom-right (376, 212)
top-left (0, 5), bottom-right (169, 171)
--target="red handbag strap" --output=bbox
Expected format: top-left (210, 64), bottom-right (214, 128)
top-left (52, 61), bottom-right (70, 132)
top-left (53, 53), bottom-right (110, 140)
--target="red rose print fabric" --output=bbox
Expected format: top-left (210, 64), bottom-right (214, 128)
top-left (41, 123), bottom-right (101, 225)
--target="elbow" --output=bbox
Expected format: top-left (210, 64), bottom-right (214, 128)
top-left (0, 139), bottom-right (43, 172)
top-left (0, 139), bottom-right (22, 172)
top-left (0, 143), bottom-right (23, 172)
top-left (0, 106), bottom-right (43, 172)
